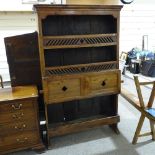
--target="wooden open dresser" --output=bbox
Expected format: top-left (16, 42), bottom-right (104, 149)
top-left (34, 4), bottom-right (123, 145)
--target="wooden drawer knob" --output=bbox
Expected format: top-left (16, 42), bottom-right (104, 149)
top-left (11, 104), bottom-right (22, 110)
top-left (101, 80), bottom-right (106, 86)
top-left (62, 86), bottom-right (68, 91)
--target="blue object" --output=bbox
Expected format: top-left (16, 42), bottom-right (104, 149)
top-left (146, 52), bottom-right (155, 60)
top-left (146, 108), bottom-right (155, 117)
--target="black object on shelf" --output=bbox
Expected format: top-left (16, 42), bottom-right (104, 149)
top-left (141, 60), bottom-right (155, 77)
top-left (129, 59), bottom-right (140, 74)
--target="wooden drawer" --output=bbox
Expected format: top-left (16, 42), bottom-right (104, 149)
top-left (0, 119), bottom-right (37, 135)
top-left (0, 99), bottom-right (35, 114)
top-left (44, 70), bottom-right (120, 104)
top-left (90, 71), bottom-right (120, 95)
top-left (0, 109), bottom-right (36, 124)
top-left (47, 78), bottom-right (81, 103)
top-left (0, 131), bottom-right (40, 152)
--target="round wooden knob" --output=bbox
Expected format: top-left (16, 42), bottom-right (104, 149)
top-left (62, 86), bottom-right (68, 91)
top-left (101, 81), bottom-right (106, 86)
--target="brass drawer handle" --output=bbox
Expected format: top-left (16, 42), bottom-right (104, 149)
top-left (62, 86), bottom-right (68, 91)
top-left (14, 124), bottom-right (26, 130)
top-left (16, 137), bottom-right (28, 143)
top-left (12, 113), bottom-right (24, 119)
top-left (11, 104), bottom-right (22, 110)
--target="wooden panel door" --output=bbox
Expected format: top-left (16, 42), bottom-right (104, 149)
top-left (4, 32), bottom-right (42, 90)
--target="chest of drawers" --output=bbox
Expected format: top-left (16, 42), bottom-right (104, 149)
top-left (0, 86), bottom-right (44, 154)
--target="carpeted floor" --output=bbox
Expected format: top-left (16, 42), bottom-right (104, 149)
top-left (11, 76), bottom-right (155, 155)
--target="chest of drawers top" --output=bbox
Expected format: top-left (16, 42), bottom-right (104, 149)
top-left (0, 86), bottom-right (38, 102)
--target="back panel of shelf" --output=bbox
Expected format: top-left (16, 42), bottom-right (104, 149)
top-left (47, 94), bottom-right (117, 124)
top-left (42, 15), bottom-right (117, 36)
top-left (44, 46), bottom-right (117, 67)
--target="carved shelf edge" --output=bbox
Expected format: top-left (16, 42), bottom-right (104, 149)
top-left (43, 33), bottom-right (117, 49)
top-left (45, 61), bottom-right (117, 76)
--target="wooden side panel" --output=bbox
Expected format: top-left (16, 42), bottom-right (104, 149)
top-left (4, 32), bottom-right (42, 89)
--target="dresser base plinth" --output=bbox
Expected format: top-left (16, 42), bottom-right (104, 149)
top-left (48, 115), bottom-right (120, 138)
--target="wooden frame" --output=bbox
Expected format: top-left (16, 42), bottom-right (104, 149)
top-left (121, 76), bottom-right (155, 144)
top-left (119, 51), bottom-right (128, 61)
top-left (34, 4), bottom-right (123, 146)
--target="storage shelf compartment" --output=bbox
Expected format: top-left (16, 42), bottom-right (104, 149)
top-left (45, 61), bottom-right (117, 76)
top-left (43, 33), bottom-right (117, 49)
top-left (47, 95), bottom-right (118, 123)
top-left (42, 15), bottom-right (117, 36)
top-left (44, 46), bottom-right (117, 67)
top-left (48, 115), bottom-right (120, 137)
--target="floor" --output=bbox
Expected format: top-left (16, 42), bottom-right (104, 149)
top-left (10, 75), bottom-right (155, 155)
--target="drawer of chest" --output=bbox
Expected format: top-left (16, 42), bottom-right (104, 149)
top-left (0, 109), bottom-right (36, 124)
top-left (0, 131), bottom-right (40, 152)
top-left (0, 119), bottom-right (37, 135)
top-left (0, 99), bottom-right (36, 114)
top-left (90, 70), bottom-right (120, 95)
top-left (46, 78), bottom-right (81, 103)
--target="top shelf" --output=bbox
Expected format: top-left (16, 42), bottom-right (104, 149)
top-left (43, 33), bottom-right (117, 50)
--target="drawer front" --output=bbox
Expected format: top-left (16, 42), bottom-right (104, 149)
top-left (0, 131), bottom-right (40, 152)
top-left (90, 71), bottom-right (120, 95)
top-left (0, 109), bottom-right (36, 124)
top-left (47, 78), bottom-right (81, 103)
top-left (0, 99), bottom-right (35, 114)
top-left (0, 119), bottom-right (37, 135)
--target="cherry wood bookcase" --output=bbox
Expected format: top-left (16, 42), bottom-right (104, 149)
top-left (34, 4), bottom-right (123, 144)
